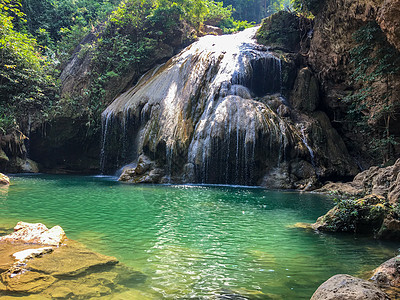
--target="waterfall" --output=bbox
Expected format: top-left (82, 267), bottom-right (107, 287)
top-left (100, 111), bottom-right (112, 174)
top-left (300, 126), bottom-right (315, 168)
top-left (101, 27), bottom-right (301, 184)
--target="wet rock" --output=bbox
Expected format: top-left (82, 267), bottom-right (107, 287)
top-left (0, 243), bottom-right (47, 273)
top-left (0, 222), bottom-right (66, 246)
top-left (118, 155), bottom-right (164, 183)
top-left (0, 173), bottom-right (9, 185)
top-left (311, 274), bottom-right (389, 300)
top-left (27, 240), bottom-right (118, 276)
top-left (0, 222), bottom-right (145, 299)
top-left (0, 271), bottom-right (56, 293)
top-left (13, 247), bottom-right (53, 263)
top-left (261, 164), bottom-right (296, 189)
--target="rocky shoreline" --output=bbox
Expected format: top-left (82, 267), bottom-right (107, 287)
top-left (0, 222), bottom-right (146, 299)
top-left (307, 159), bottom-right (400, 299)
top-left (311, 159), bottom-right (400, 239)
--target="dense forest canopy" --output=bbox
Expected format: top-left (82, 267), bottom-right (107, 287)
top-left (0, 0), bottom-right (304, 135)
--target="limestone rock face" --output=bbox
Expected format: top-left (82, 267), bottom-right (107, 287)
top-left (291, 67), bottom-right (320, 112)
top-left (104, 27), bottom-right (357, 188)
top-left (308, 0), bottom-right (400, 167)
top-left (377, 0), bottom-right (400, 52)
top-left (0, 173), bottom-right (9, 185)
top-left (0, 222), bottom-right (66, 246)
top-left (256, 11), bottom-right (311, 52)
top-left (311, 274), bottom-right (389, 300)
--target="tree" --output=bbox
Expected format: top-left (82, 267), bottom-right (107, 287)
top-left (0, 0), bottom-right (56, 133)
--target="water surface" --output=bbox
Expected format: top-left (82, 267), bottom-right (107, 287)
top-left (0, 175), bottom-right (398, 299)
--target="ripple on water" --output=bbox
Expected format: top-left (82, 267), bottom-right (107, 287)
top-left (0, 175), bottom-right (398, 299)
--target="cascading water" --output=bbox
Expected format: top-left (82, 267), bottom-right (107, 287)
top-left (100, 27), bottom-right (304, 185)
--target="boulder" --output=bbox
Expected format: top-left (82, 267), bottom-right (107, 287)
top-left (0, 222), bottom-right (145, 298)
top-left (311, 274), bottom-right (389, 300)
top-left (312, 194), bottom-right (390, 234)
top-left (0, 173), bottom-right (9, 185)
top-left (118, 155), bottom-right (165, 183)
top-left (201, 24), bottom-right (223, 36)
top-left (371, 256), bottom-right (400, 288)
top-left (0, 222), bottom-right (66, 246)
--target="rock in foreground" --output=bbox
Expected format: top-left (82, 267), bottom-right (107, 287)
top-left (0, 173), bottom-right (9, 186)
top-left (371, 255), bottom-right (400, 298)
top-left (311, 274), bottom-right (389, 300)
top-left (0, 221), bottom-right (66, 246)
top-left (0, 222), bottom-right (146, 298)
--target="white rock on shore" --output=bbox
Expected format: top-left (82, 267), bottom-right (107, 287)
top-left (0, 221), bottom-right (66, 246)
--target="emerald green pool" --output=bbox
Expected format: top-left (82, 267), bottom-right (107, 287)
top-left (0, 175), bottom-right (398, 299)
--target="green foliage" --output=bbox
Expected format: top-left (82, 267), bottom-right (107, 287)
top-left (345, 22), bottom-right (400, 163)
top-left (326, 196), bottom-right (389, 233)
top-left (204, 1), bottom-right (232, 25)
top-left (18, 0), bottom-right (120, 62)
top-left (0, 0), bottom-right (57, 133)
top-left (330, 198), bottom-right (359, 231)
top-left (292, 0), bottom-right (320, 16)
top-left (219, 18), bottom-right (255, 33)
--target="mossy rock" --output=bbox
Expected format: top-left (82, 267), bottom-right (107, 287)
top-left (257, 11), bottom-right (306, 52)
top-left (312, 194), bottom-right (392, 234)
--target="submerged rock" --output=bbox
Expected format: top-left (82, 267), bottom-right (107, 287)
top-left (0, 222), bottom-right (66, 246)
top-left (0, 222), bottom-right (146, 298)
top-left (311, 274), bottom-right (389, 300)
top-left (0, 173), bottom-right (9, 185)
top-left (27, 240), bottom-right (118, 276)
